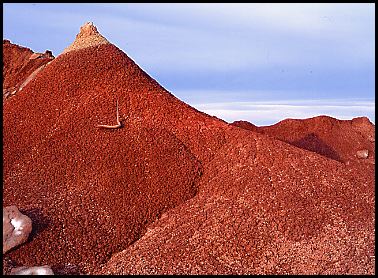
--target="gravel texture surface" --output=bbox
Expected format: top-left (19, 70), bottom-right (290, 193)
top-left (3, 42), bottom-right (217, 273)
top-left (99, 127), bottom-right (375, 274)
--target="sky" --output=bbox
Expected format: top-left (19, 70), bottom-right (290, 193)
top-left (3, 3), bottom-right (375, 126)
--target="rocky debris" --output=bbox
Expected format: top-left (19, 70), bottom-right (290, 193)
top-left (356, 149), bottom-right (369, 159)
top-left (351, 116), bottom-right (372, 126)
top-left (351, 117), bottom-right (375, 143)
top-left (51, 263), bottom-right (82, 275)
top-left (367, 135), bottom-right (375, 142)
top-left (62, 22), bottom-right (110, 54)
top-left (3, 206), bottom-right (33, 254)
top-left (10, 266), bottom-right (54, 275)
top-left (3, 88), bottom-right (17, 99)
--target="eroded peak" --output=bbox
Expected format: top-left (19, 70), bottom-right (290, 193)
top-left (77, 22), bottom-right (99, 38)
top-left (62, 22), bottom-right (110, 54)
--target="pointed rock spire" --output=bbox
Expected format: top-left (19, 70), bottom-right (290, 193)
top-left (62, 22), bottom-right (110, 54)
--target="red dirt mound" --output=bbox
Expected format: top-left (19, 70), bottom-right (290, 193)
top-left (3, 26), bottom-right (226, 273)
top-left (3, 39), bottom-right (54, 101)
top-left (257, 116), bottom-right (375, 164)
top-left (231, 116), bottom-right (375, 165)
top-left (99, 127), bottom-right (375, 274)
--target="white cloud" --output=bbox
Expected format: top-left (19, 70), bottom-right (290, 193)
top-left (4, 3), bottom-right (374, 71)
top-left (108, 3), bottom-right (374, 72)
top-left (191, 98), bottom-right (375, 126)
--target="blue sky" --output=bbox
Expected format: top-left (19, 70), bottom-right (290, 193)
top-left (3, 3), bottom-right (375, 125)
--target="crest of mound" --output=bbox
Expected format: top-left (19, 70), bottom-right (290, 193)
top-left (62, 22), bottom-right (110, 54)
top-left (231, 120), bottom-right (258, 132)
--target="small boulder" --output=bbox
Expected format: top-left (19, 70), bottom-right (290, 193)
top-left (3, 206), bottom-right (33, 254)
top-left (43, 50), bottom-right (54, 59)
top-left (10, 266), bottom-right (54, 275)
top-left (356, 149), bottom-right (369, 159)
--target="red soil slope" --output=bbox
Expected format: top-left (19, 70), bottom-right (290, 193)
top-left (3, 39), bottom-right (54, 101)
top-left (3, 24), bottom-right (375, 275)
top-left (100, 126), bottom-right (375, 274)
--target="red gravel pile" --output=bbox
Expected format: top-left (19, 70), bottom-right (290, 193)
top-left (99, 126), bottom-right (375, 274)
top-left (3, 23), bottom-right (375, 275)
top-left (3, 40), bottom-right (54, 101)
top-left (3, 31), bottom-right (225, 273)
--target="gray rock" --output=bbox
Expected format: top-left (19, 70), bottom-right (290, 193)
top-left (3, 206), bottom-right (33, 254)
top-left (10, 266), bottom-right (54, 275)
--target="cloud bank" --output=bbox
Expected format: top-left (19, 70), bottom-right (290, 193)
top-left (191, 98), bottom-right (375, 126)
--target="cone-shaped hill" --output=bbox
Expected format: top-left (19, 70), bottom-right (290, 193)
top-left (3, 22), bottom-right (224, 273)
top-left (3, 23), bottom-right (375, 275)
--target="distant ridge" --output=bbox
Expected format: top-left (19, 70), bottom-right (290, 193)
top-left (3, 40), bottom-right (54, 101)
top-left (231, 116), bottom-right (375, 164)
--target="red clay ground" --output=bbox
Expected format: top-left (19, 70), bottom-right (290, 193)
top-left (3, 25), bottom-right (375, 275)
